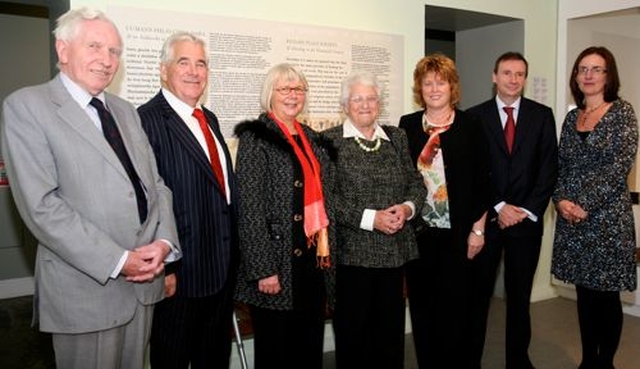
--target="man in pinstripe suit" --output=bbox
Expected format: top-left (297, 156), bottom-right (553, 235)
top-left (138, 32), bottom-right (238, 368)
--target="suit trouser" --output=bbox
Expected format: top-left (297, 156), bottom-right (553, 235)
top-left (149, 281), bottom-right (234, 369)
top-left (334, 265), bottom-right (405, 369)
top-left (407, 228), bottom-right (478, 369)
top-left (471, 228), bottom-right (541, 369)
top-left (52, 303), bottom-right (153, 369)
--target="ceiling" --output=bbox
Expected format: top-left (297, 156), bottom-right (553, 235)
top-left (426, 5), bottom-right (519, 32)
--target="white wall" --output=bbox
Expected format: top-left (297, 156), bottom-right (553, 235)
top-left (456, 21), bottom-right (524, 109)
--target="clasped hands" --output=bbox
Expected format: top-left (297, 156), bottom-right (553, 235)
top-left (121, 240), bottom-right (171, 283)
top-left (556, 199), bottom-right (588, 225)
top-left (375, 204), bottom-right (411, 235)
top-left (497, 204), bottom-right (528, 229)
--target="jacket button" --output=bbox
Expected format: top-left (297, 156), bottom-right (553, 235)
top-left (293, 214), bottom-right (303, 221)
top-left (293, 248), bottom-right (303, 257)
top-left (294, 180), bottom-right (303, 188)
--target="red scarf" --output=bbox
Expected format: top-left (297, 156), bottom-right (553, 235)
top-left (270, 113), bottom-right (330, 268)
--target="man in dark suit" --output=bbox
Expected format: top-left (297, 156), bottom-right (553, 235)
top-left (138, 32), bottom-right (238, 368)
top-left (467, 52), bottom-right (558, 369)
top-left (1, 8), bottom-right (180, 368)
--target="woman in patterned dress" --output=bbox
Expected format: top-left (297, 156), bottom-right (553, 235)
top-left (399, 54), bottom-right (491, 368)
top-left (552, 46), bottom-right (638, 369)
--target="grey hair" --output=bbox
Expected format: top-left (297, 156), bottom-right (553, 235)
top-left (260, 63), bottom-right (309, 113)
top-left (339, 70), bottom-right (381, 109)
top-left (54, 7), bottom-right (120, 44)
top-left (160, 32), bottom-right (208, 65)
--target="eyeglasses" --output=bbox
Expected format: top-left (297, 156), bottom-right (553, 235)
top-left (349, 96), bottom-right (379, 105)
top-left (274, 86), bottom-right (307, 95)
top-left (577, 66), bottom-right (607, 75)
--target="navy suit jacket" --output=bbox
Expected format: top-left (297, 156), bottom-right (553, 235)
top-left (138, 92), bottom-right (238, 297)
top-left (467, 97), bottom-right (558, 237)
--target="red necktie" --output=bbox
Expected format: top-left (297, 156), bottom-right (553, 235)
top-left (503, 106), bottom-right (516, 154)
top-left (192, 109), bottom-right (226, 197)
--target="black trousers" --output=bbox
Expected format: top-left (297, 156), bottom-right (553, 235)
top-left (149, 281), bottom-right (234, 369)
top-left (576, 285), bottom-right (622, 369)
top-left (249, 284), bottom-right (326, 369)
top-left (470, 227), bottom-right (541, 369)
top-left (333, 265), bottom-right (405, 369)
top-left (406, 227), bottom-right (479, 368)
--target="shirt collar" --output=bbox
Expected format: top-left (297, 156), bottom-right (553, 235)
top-left (60, 72), bottom-right (106, 109)
top-left (342, 118), bottom-right (390, 141)
top-left (162, 87), bottom-right (200, 118)
top-left (495, 95), bottom-right (522, 111)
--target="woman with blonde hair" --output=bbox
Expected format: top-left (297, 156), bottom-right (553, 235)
top-left (234, 63), bottom-right (335, 369)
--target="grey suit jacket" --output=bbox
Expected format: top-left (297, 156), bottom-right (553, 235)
top-left (1, 74), bottom-right (179, 334)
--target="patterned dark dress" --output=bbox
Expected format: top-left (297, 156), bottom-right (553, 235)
top-left (552, 99), bottom-right (638, 291)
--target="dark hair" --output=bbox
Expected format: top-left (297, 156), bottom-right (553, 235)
top-left (412, 54), bottom-right (460, 109)
top-left (569, 46), bottom-right (620, 109)
top-left (493, 51), bottom-right (528, 77)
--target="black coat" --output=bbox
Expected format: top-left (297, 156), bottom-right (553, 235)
top-left (233, 114), bottom-right (336, 310)
top-left (467, 97), bottom-right (557, 237)
top-left (400, 109), bottom-right (491, 257)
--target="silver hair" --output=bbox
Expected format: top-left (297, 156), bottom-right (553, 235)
top-left (160, 32), bottom-right (208, 65)
top-left (339, 70), bottom-right (381, 109)
top-left (54, 7), bottom-right (120, 44)
top-left (260, 63), bottom-right (309, 113)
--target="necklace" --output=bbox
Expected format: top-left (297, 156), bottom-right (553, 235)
top-left (354, 136), bottom-right (382, 152)
top-left (579, 101), bottom-right (606, 127)
top-left (423, 111), bottom-right (454, 135)
top-left (424, 109), bottom-right (454, 125)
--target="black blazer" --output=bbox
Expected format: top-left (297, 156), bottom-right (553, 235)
top-left (400, 109), bottom-right (491, 257)
top-left (138, 92), bottom-right (238, 298)
top-left (467, 97), bottom-right (558, 237)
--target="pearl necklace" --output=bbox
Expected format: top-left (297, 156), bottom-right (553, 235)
top-left (354, 136), bottom-right (382, 152)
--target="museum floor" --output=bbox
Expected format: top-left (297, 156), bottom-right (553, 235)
top-left (2, 296), bottom-right (640, 368)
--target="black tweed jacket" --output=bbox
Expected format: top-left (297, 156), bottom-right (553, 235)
top-left (322, 124), bottom-right (426, 268)
top-left (233, 114), bottom-right (336, 310)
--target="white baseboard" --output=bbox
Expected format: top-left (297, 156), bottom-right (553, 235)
top-left (531, 285), bottom-right (558, 302)
top-left (0, 277), bottom-right (34, 299)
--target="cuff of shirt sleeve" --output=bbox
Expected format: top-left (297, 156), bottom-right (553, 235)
top-left (160, 239), bottom-right (182, 263)
top-left (403, 201), bottom-right (416, 220)
top-left (111, 251), bottom-right (128, 279)
top-left (360, 209), bottom-right (376, 231)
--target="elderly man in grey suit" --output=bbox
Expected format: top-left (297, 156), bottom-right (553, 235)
top-left (0, 8), bottom-right (180, 369)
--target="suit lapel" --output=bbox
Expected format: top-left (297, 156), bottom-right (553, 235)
top-left (486, 103), bottom-right (510, 155)
top-left (107, 96), bottom-right (152, 187)
top-left (49, 77), bottom-right (130, 181)
top-left (156, 95), bottom-right (218, 185)
top-left (511, 99), bottom-right (534, 155)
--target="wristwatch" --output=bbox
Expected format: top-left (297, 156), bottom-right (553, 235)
top-left (471, 229), bottom-right (484, 236)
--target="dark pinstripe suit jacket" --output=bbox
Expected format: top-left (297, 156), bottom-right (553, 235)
top-left (138, 92), bottom-right (238, 297)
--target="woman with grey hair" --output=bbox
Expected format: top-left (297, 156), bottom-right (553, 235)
top-left (323, 70), bottom-right (426, 368)
top-left (234, 63), bottom-right (336, 369)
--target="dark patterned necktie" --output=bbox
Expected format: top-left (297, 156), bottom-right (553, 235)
top-left (503, 106), bottom-right (516, 154)
top-left (90, 98), bottom-right (147, 223)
